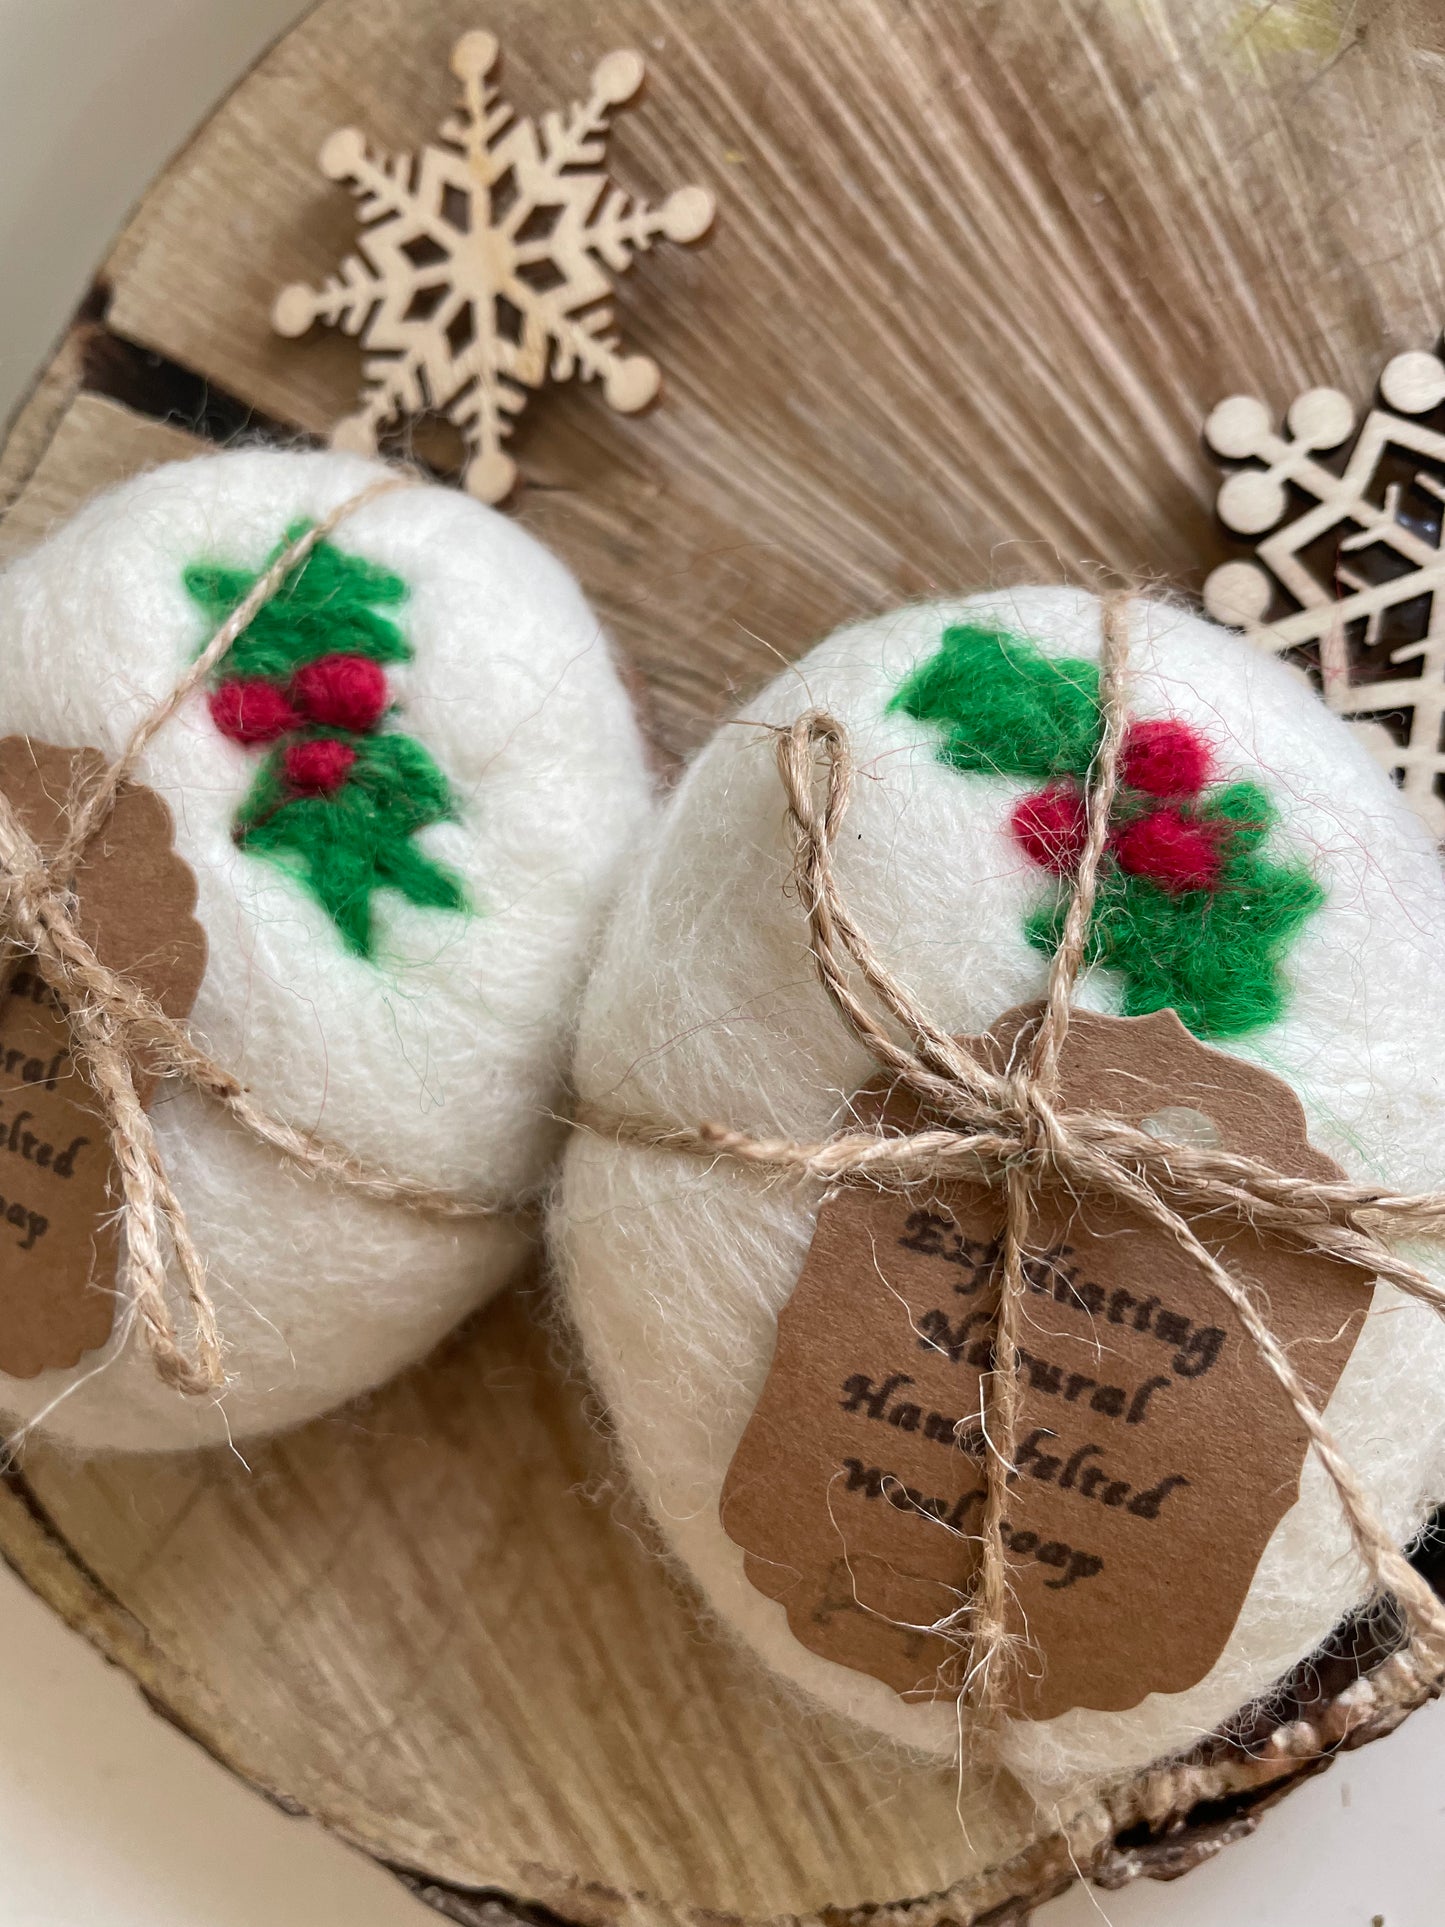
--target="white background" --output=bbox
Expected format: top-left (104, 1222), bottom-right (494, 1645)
top-left (0, 2), bottom-right (1442, 1922)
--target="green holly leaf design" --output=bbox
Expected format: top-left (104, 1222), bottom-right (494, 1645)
top-left (234, 734), bottom-right (467, 957)
top-left (893, 624), bottom-right (1326, 1041)
top-left (187, 527), bottom-right (470, 959)
top-left (185, 524), bottom-right (410, 680)
top-left (889, 620), bottom-right (1103, 778)
top-left (1023, 780), bottom-right (1324, 1038)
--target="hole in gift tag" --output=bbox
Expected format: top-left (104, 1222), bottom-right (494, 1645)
top-left (1139, 1105), bottom-right (1222, 1148)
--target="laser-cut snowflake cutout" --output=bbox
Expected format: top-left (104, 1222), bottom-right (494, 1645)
top-left (273, 31), bottom-right (715, 503)
top-left (1203, 346), bottom-right (1445, 836)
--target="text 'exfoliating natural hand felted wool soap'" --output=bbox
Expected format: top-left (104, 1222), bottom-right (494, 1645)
top-left (0, 448), bottom-right (651, 1452)
top-left (554, 586), bottom-right (1445, 1793)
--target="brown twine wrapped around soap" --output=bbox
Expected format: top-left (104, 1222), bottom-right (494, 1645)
top-left (582, 595), bottom-right (1445, 1722)
top-left (0, 475), bottom-right (496, 1401)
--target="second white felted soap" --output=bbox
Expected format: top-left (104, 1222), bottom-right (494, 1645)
top-left (0, 448), bottom-right (651, 1451)
top-left (555, 586), bottom-right (1445, 1793)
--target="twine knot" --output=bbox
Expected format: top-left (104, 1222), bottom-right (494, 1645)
top-left (997, 1076), bottom-right (1065, 1168)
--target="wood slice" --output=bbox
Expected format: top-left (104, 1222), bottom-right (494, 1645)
top-left (3, 3), bottom-right (1444, 1923)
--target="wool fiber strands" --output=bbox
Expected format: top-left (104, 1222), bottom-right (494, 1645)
top-left (555, 587), bottom-right (1445, 1793)
top-left (0, 449), bottom-right (651, 1450)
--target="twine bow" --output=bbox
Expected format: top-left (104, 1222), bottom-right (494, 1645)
top-left (0, 476), bottom-right (495, 1400)
top-left (588, 596), bottom-right (1445, 1715)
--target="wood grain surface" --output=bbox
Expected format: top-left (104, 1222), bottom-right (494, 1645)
top-left (2, 3), bottom-right (1444, 1923)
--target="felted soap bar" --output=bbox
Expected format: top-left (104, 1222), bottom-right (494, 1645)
top-left (555, 586), bottom-right (1445, 1793)
top-left (0, 449), bottom-right (651, 1451)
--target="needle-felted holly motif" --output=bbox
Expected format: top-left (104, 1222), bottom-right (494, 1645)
top-left (187, 527), bottom-right (468, 957)
top-left (890, 622), bottom-right (1324, 1038)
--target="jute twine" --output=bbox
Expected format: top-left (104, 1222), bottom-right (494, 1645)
top-left (0, 476), bottom-right (495, 1401)
top-left (584, 595), bottom-right (1445, 1722)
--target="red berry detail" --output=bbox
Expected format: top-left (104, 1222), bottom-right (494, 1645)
top-left (1120, 717), bottom-right (1211, 798)
top-left (209, 678), bottom-right (300, 746)
top-left (283, 738), bottom-right (357, 796)
top-left (290, 654), bottom-right (388, 732)
top-left (1012, 783), bottom-right (1089, 874)
top-left (1112, 809), bottom-right (1222, 893)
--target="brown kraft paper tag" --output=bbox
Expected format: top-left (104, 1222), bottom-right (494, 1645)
top-left (0, 739), bottom-right (207, 1379)
top-left (720, 1003), bottom-right (1373, 1723)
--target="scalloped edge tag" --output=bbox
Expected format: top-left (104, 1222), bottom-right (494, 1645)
top-left (721, 1003), bottom-right (1373, 1722)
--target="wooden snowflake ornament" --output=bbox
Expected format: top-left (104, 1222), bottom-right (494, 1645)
top-left (1204, 346), bottom-right (1445, 835)
top-left (273, 31), bottom-right (715, 503)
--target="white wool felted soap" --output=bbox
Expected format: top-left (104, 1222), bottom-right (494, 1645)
top-left (555, 586), bottom-right (1445, 1794)
top-left (0, 448), bottom-right (650, 1452)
